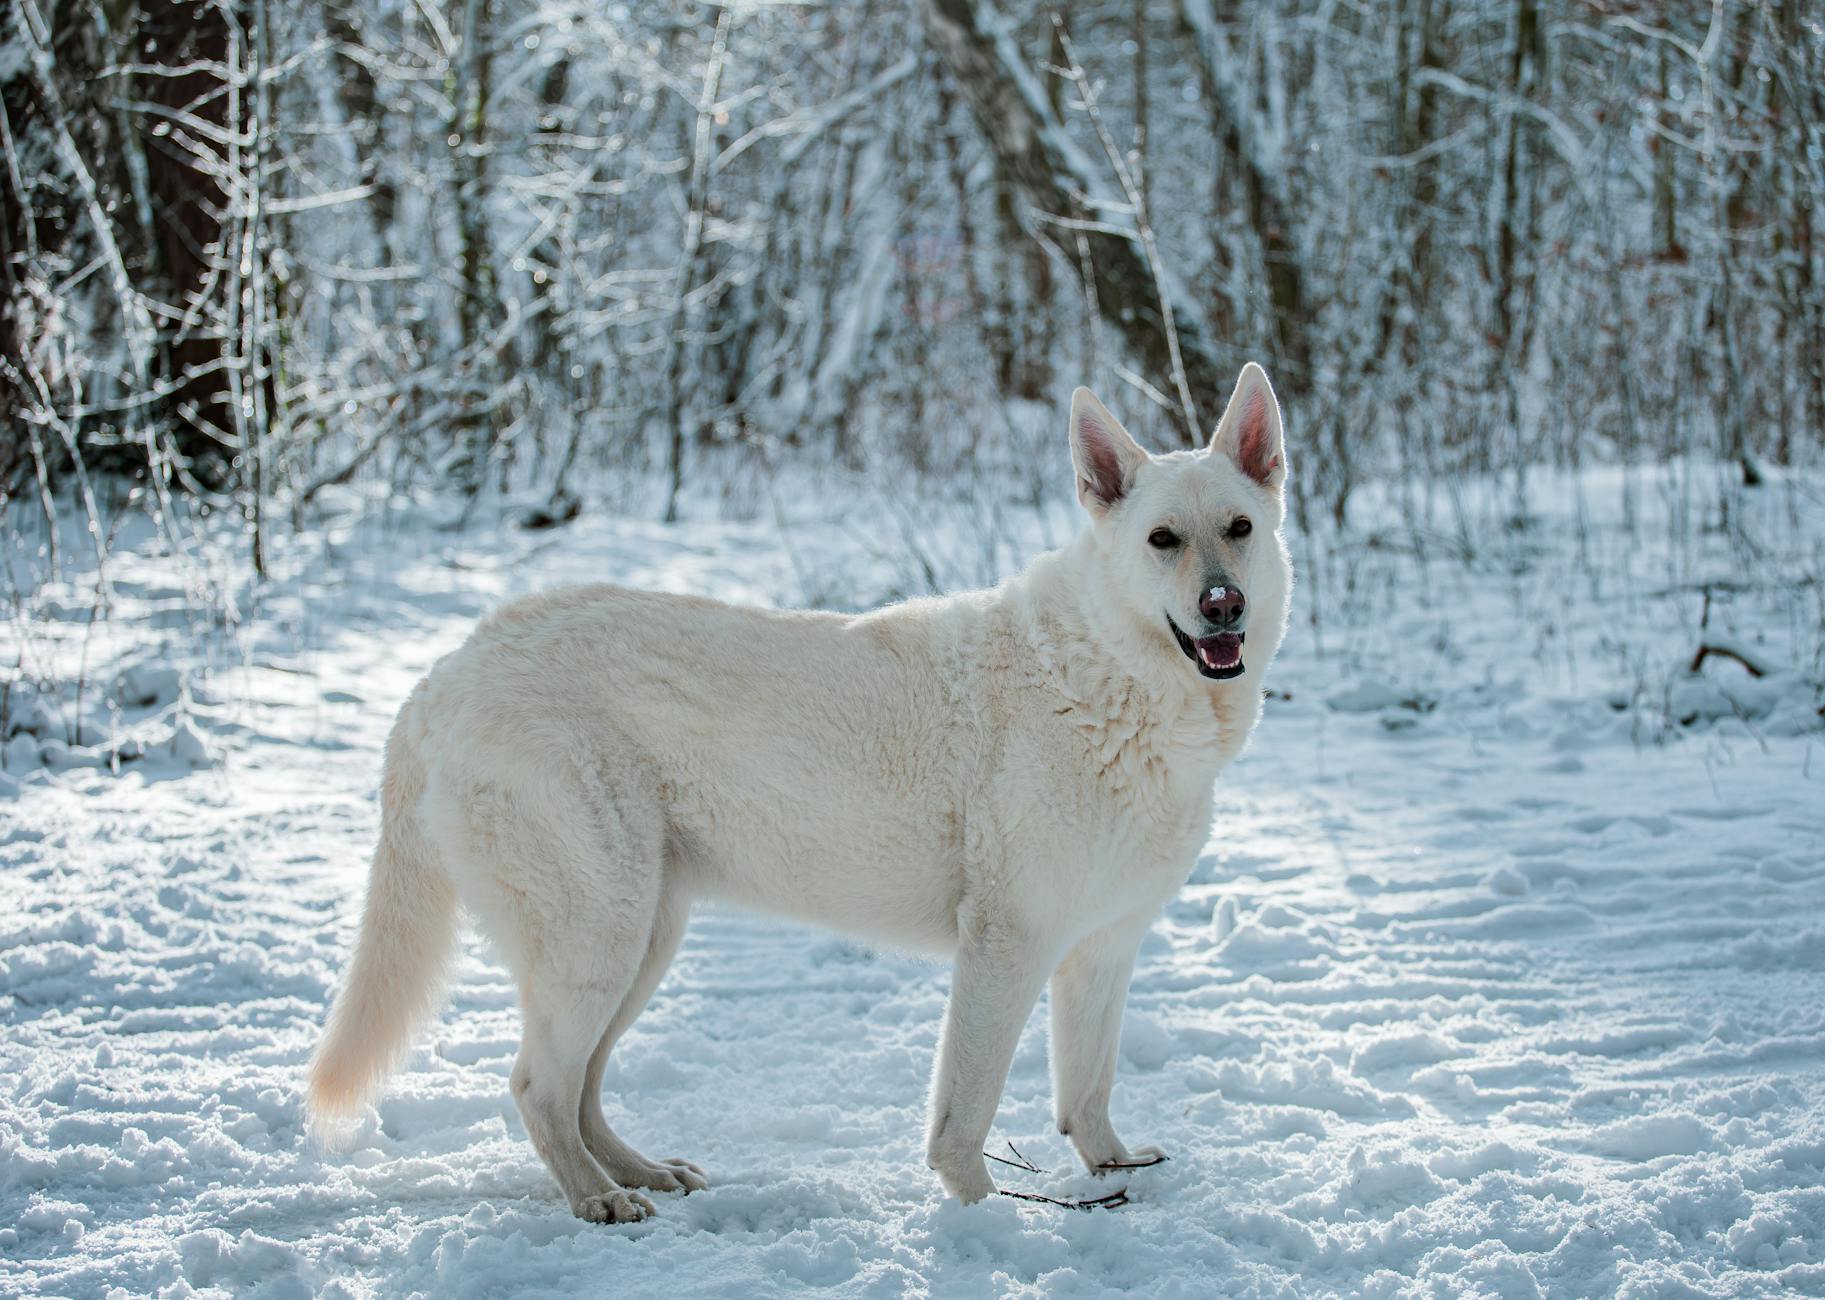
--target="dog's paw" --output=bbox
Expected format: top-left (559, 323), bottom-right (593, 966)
top-left (620, 1158), bottom-right (709, 1194)
top-left (575, 1189), bottom-right (656, 1224)
top-left (661, 1158), bottom-right (709, 1192)
top-left (933, 1158), bottom-right (997, 1204)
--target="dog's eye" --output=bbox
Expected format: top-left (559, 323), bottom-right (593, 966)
top-left (1147, 527), bottom-right (1180, 549)
top-left (1228, 517), bottom-right (1253, 539)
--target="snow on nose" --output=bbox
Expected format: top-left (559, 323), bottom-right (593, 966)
top-left (1199, 585), bottom-right (1246, 624)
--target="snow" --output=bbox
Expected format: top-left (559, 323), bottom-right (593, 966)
top-left (3, 466), bottom-right (1823, 1297)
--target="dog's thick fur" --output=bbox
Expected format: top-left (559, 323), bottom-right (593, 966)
top-left (309, 365), bottom-right (1294, 1221)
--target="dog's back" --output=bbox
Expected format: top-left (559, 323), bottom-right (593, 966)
top-left (422, 584), bottom-right (995, 948)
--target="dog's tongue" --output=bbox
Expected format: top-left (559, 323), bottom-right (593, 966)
top-left (1194, 633), bottom-right (1242, 672)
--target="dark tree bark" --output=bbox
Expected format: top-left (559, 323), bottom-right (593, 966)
top-left (1491, 0), bottom-right (1542, 367)
top-left (137, 0), bottom-right (239, 478)
top-left (322, 0), bottom-right (398, 245)
top-left (1, 0), bottom-right (238, 487)
top-left (924, 0), bottom-right (1232, 444)
top-left (1179, 0), bottom-right (1313, 385)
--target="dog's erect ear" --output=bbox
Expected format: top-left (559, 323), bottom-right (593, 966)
top-left (1069, 387), bottom-right (1148, 516)
top-left (1209, 363), bottom-right (1286, 491)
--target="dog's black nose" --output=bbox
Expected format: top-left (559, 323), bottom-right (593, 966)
top-left (1200, 584), bottom-right (1245, 624)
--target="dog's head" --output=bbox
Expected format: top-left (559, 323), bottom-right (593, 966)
top-left (1068, 364), bottom-right (1292, 683)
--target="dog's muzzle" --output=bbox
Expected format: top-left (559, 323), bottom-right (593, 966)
top-left (1167, 614), bottom-right (1245, 680)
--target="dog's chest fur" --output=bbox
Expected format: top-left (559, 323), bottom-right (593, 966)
top-left (997, 613), bottom-right (1262, 911)
top-left (1071, 680), bottom-right (1249, 845)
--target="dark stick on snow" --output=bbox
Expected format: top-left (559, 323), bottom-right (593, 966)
top-left (997, 1187), bottom-right (1131, 1212)
top-left (1689, 639), bottom-right (1772, 678)
top-left (984, 1141), bottom-right (1046, 1174)
top-left (1097, 1152), bottom-right (1169, 1170)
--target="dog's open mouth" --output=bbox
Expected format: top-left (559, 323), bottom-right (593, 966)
top-left (1167, 615), bottom-right (1245, 681)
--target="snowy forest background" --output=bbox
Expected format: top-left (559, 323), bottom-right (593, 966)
top-left (8, 0), bottom-right (1825, 759)
top-left (4, 3), bottom-right (1825, 1296)
top-left (5, 0), bottom-right (1823, 553)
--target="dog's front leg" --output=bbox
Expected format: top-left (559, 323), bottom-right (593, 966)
top-left (1050, 912), bottom-right (1163, 1173)
top-left (925, 920), bottom-right (1053, 1203)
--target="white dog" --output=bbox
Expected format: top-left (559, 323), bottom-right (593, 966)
top-left (309, 364), bottom-right (1294, 1222)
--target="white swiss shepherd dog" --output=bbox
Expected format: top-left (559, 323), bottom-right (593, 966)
top-left (309, 364), bottom-right (1294, 1222)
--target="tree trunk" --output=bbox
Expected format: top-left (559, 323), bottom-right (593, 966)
top-left (1178, 0), bottom-right (1312, 384)
top-left (322, 0), bottom-right (398, 249)
top-left (925, 0), bottom-right (1232, 443)
top-left (1, 0), bottom-right (239, 487)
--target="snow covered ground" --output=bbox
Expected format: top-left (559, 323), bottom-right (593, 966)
top-left (3, 465), bottom-right (1823, 1298)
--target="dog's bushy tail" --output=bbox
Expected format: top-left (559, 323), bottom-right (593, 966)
top-left (307, 689), bottom-right (458, 1134)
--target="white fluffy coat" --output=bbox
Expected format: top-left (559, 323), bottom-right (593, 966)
top-left (309, 364), bottom-right (1295, 1221)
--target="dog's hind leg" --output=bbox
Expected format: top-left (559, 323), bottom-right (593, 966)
top-left (578, 884), bottom-right (708, 1194)
top-left (459, 763), bottom-right (668, 1223)
top-left (512, 964), bottom-right (656, 1223)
